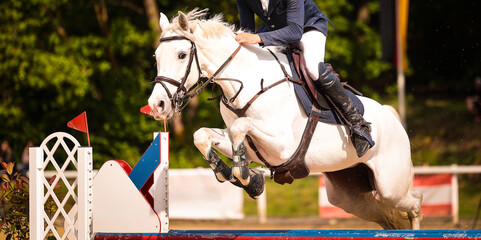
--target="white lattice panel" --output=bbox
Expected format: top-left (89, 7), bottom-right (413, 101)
top-left (29, 132), bottom-right (93, 240)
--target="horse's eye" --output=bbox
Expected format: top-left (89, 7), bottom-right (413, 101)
top-left (178, 52), bottom-right (187, 60)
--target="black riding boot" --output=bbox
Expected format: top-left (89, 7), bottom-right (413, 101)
top-left (314, 63), bottom-right (375, 157)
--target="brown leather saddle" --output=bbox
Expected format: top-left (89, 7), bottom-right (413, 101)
top-left (290, 48), bottom-right (333, 110)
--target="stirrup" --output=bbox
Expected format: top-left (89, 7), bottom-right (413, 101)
top-left (351, 126), bottom-right (375, 148)
top-left (349, 121), bottom-right (375, 158)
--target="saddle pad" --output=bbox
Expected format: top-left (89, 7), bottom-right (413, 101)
top-left (286, 49), bottom-right (364, 125)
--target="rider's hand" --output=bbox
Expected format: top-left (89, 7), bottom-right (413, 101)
top-left (235, 32), bottom-right (263, 44)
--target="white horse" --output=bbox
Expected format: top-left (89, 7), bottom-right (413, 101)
top-left (148, 9), bottom-right (422, 230)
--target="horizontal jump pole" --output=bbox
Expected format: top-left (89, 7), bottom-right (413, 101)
top-left (95, 230), bottom-right (481, 239)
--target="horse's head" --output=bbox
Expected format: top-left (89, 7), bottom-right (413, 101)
top-left (148, 9), bottom-right (238, 120)
top-left (148, 11), bottom-right (202, 120)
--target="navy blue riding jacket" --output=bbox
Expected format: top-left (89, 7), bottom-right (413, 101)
top-left (236, 0), bottom-right (332, 46)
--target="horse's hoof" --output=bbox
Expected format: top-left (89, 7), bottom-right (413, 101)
top-left (412, 219), bottom-right (420, 230)
top-left (411, 213), bottom-right (423, 230)
top-left (243, 169), bottom-right (265, 199)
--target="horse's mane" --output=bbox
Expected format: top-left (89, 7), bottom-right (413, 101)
top-left (165, 8), bottom-right (236, 40)
top-left (164, 8), bottom-right (286, 54)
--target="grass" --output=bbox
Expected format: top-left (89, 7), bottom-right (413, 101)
top-left (244, 176), bottom-right (320, 217)
top-left (242, 95), bottom-right (481, 218)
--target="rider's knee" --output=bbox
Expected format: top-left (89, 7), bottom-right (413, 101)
top-left (316, 62), bottom-right (337, 87)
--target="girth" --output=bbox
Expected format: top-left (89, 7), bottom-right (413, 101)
top-left (246, 105), bottom-right (320, 185)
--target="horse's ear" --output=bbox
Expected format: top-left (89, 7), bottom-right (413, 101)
top-left (159, 12), bottom-right (169, 32)
top-left (178, 11), bottom-right (189, 31)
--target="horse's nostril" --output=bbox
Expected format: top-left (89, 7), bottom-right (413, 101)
top-left (159, 101), bottom-right (165, 109)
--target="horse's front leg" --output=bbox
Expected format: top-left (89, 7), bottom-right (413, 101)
top-left (193, 127), bottom-right (233, 182)
top-left (194, 126), bottom-right (264, 198)
top-left (229, 117), bottom-right (293, 198)
top-left (231, 138), bottom-right (265, 199)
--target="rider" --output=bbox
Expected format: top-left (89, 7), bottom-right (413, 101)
top-left (235, 0), bottom-right (375, 157)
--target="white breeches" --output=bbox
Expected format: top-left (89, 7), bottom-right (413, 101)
top-left (298, 30), bottom-right (326, 80)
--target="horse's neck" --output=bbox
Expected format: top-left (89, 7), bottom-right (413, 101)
top-left (203, 41), bottom-right (288, 104)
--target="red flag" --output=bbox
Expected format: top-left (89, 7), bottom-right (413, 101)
top-left (68, 112), bottom-right (88, 133)
top-left (140, 105), bottom-right (153, 116)
top-left (140, 104), bottom-right (167, 132)
top-left (67, 111), bottom-right (90, 147)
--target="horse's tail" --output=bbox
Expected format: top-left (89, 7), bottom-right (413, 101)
top-left (383, 105), bottom-right (402, 123)
top-left (363, 192), bottom-right (412, 229)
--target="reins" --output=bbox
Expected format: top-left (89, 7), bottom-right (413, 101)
top-left (152, 35), bottom-right (241, 113)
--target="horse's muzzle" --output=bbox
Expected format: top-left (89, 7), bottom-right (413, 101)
top-left (149, 100), bottom-right (173, 120)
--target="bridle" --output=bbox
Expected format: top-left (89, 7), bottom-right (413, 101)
top-left (152, 35), bottom-right (203, 113)
top-left (152, 35), bottom-right (241, 113)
